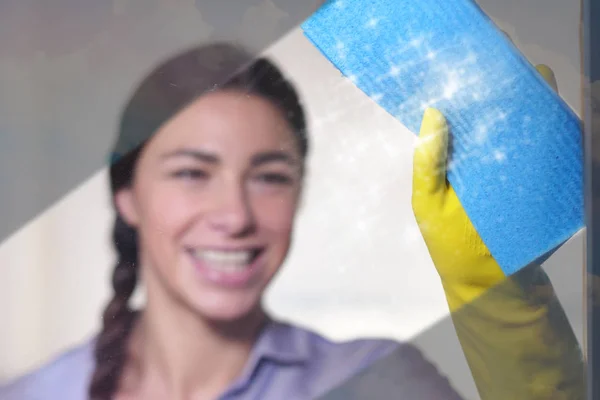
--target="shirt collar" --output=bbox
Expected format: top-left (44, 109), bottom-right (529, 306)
top-left (226, 317), bottom-right (312, 393)
top-left (86, 316), bottom-right (312, 395)
top-left (250, 317), bottom-right (312, 365)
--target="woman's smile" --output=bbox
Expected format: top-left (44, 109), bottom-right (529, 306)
top-left (186, 246), bottom-right (267, 288)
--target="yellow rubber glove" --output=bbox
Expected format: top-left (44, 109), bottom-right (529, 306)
top-left (412, 64), bottom-right (585, 399)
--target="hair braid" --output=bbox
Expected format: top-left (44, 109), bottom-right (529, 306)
top-left (88, 216), bottom-right (139, 400)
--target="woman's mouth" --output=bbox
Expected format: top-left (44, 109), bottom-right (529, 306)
top-left (193, 249), bottom-right (259, 271)
top-left (187, 247), bottom-right (264, 287)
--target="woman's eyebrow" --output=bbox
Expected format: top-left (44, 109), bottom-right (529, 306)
top-left (160, 149), bottom-right (219, 163)
top-left (251, 151), bottom-right (298, 167)
top-left (159, 149), bottom-right (298, 167)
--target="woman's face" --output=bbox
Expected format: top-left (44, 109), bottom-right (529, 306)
top-left (116, 90), bottom-right (304, 322)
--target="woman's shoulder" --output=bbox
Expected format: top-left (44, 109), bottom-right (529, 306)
top-left (259, 321), bottom-right (400, 389)
top-left (0, 338), bottom-right (95, 400)
top-left (293, 323), bottom-right (400, 364)
top-left (261, 321), bottom-right (460, 399)
top-left (264, 319), bottom-right (401, 364)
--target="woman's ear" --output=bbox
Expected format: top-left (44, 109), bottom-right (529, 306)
top-left (114, 188), bottom-right (140, 227)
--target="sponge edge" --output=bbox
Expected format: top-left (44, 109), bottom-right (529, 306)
top-left (301, 0), bottom-right (583, 275)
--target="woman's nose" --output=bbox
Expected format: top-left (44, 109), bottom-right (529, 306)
top-left (205, 181), bottom-right (256, 236)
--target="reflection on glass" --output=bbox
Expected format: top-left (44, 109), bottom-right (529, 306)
top-left (0, 40), bottom-right (587, 400)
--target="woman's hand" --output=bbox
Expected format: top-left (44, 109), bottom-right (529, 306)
top-left (412, 104), bottom-right (505, 312)
top-left (411, 63), bottom-right (585, 399)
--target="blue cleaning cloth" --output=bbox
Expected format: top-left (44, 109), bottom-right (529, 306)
top-left (302, 0), bottom-right (583, 275)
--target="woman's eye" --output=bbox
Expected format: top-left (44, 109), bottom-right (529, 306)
top-left (171, 169), bottom-right (208, 180)
top-left (255, 173), bottom-right (293, 185)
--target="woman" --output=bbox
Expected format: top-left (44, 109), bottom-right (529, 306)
top-left (0, 43), bottom-right (583, 399)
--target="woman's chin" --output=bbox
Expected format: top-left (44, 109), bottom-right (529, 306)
top-left (187, 292), bottom-right (262, 324)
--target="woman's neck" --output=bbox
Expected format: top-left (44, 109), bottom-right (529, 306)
top-left (124, 299), bottom-right (267, 399)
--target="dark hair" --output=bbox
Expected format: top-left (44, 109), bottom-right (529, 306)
top-left (88, 42), bottom-right (308, 400)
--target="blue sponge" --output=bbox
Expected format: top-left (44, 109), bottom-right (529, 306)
top-left (302, 0), bottom-right (583, 275)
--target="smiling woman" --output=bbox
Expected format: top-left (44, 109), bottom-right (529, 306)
top-left (114, 88), bottom-right (305, 323)
top-left (0, 43), bottom-right (464, 400)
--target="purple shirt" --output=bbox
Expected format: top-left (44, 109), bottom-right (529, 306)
top-left (0, 320), bottom-right (462, 399)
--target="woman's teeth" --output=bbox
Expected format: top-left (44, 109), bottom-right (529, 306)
top-left (193, 249), bottom-right (255, 272)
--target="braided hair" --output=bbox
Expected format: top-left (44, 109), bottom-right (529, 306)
top-left (88, 43), bottom-right (308, 400)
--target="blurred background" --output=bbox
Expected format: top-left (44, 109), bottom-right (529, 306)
top-left (0, 1), bottom-right (585, 399)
